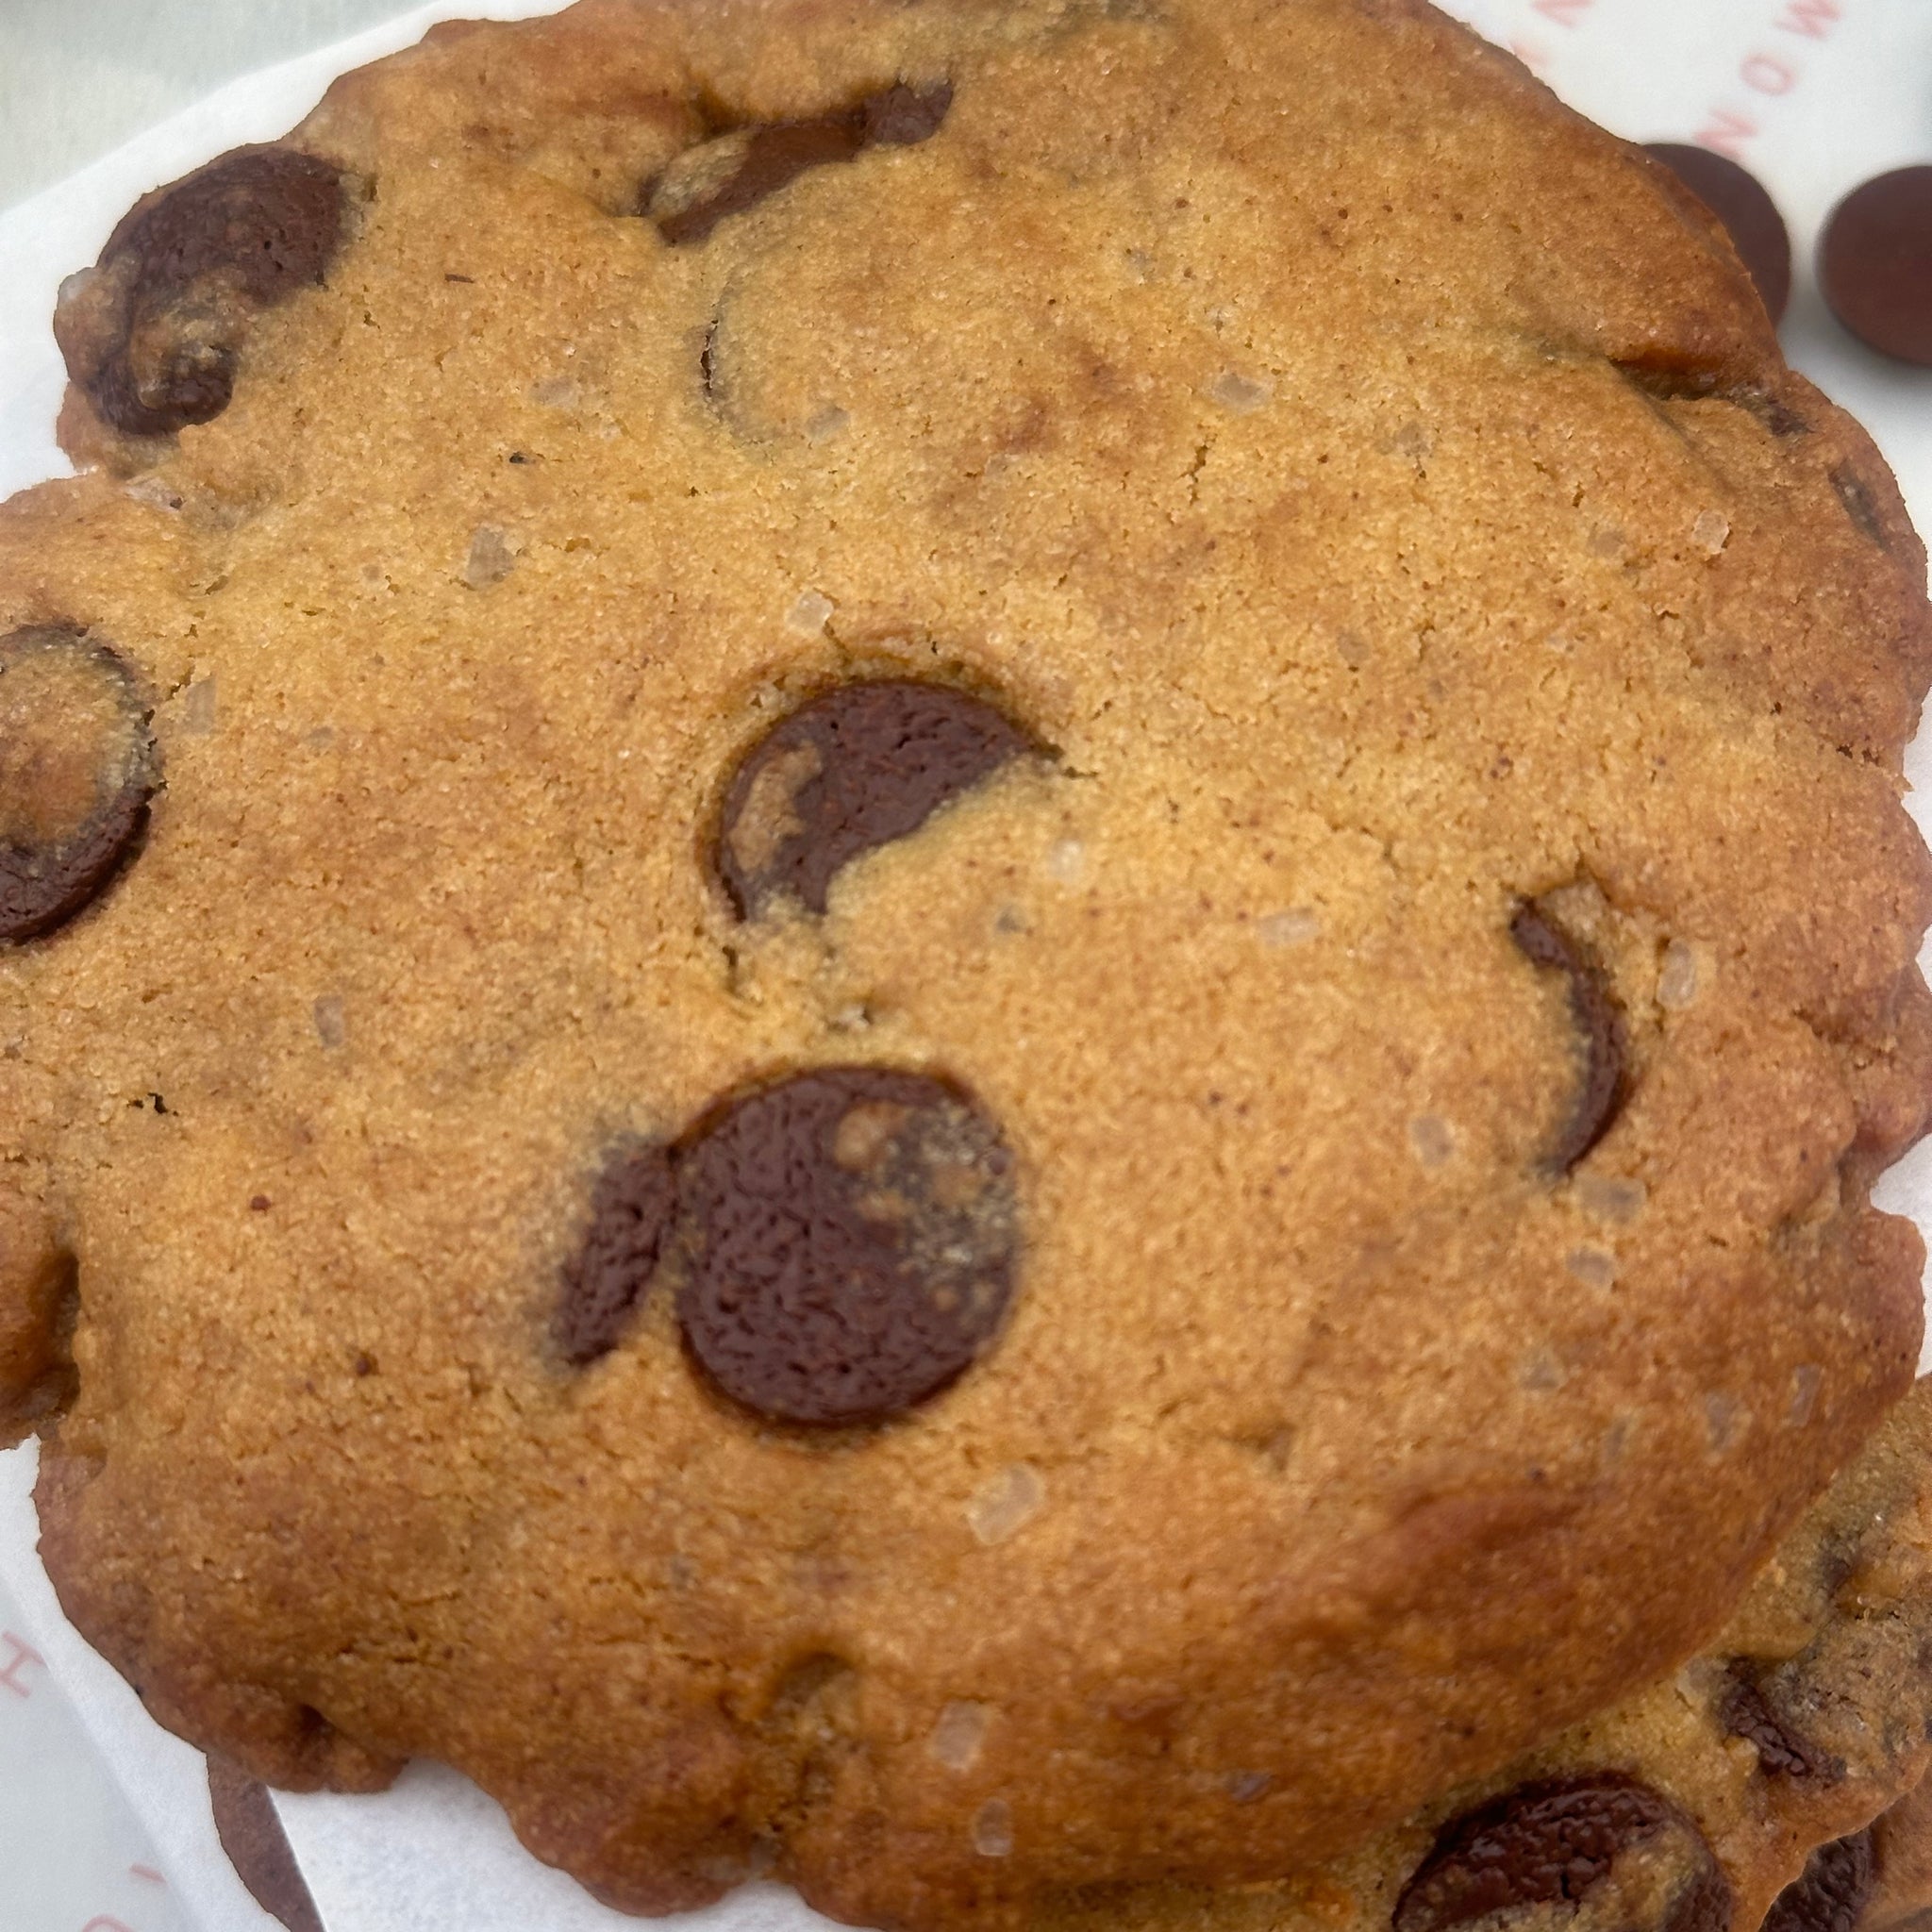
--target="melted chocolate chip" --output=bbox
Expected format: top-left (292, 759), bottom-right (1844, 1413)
top-left (206, 1757), bottom-right (325, 1932)
top-left (0, 627), bottom-right (157, 943)
top-left (1394, 1775), bottom-right (1731, 1932)
top-left (556, 1142), bottom-right (677, 1363)
top-left (1509, 901), bottom-right (1628, 1174)
top-left (715, 680), bottom-right (1033, 918)
top-left (1720, 1665), bottom-right (1844, 1781)
top-left (648, 82), bottom-right (952, 245)
top-left (1647, 145), bottom-right (1791, 323)
top-left (1821, 168), bottom-right (1932, 368)
top-left (675, 1067), bottom-right (1020, 1425)
top-left (68, 146), bottom-right (345, 436)
top-left (1762, 1833), bottom-right (1876, 1932)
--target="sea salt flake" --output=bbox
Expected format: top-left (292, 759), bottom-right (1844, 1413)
top-left (1211, 370), bottom-right (1274, 414)
top-left (1407, 1115), bottom-right (1454, 1169)
top-left (1258, 908), bottom-right (1321, 948)
top-left (787, 591), bottom-right (836, 635)
top-left (462, 525), bottom-right (522, 591)
top-left (967, 1464), bottom-right (1044, 1545)
top-left (1691, 509), bottom-right (1731, 556)
top-left (1565, 1246), bottom-right (1617, 1291)
top-left (1657, 939), bottom-right (1702, 1011)
top-left (930, 1702), bottom-right (991, 1771)
top-left (973, 1799), bottom-right (1014, 1857)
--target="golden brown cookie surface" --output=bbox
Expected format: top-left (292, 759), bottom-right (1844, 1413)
top-left (2, 1), bottom-right (1930, 1924)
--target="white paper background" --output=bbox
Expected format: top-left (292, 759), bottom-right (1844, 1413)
top-left (0, 2), bottom-right (1929, 1927)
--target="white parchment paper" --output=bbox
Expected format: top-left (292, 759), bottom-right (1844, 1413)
top-left (0, 2), bottom-right (1928, 1927)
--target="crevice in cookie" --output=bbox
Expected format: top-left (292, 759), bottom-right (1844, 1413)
top-left (1610, 359), bottom-right (1809, 441)
top-left (1611, 356), bottom-right (1733, 406)
top-left (1831, 466), bottom-right (1893, 552)
top-left (642, 82), bottom-right (953, 246)
top-left (1509, 897), bottom-right (1629, 1174)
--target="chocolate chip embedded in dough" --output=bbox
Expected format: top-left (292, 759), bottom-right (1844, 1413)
top-left (206, 1757), bottom-right (325, 1932)
top-left (715, 680), bottom-right (1033, 918)
top-left (555, 1143), bottom-right (677, 1364)
top-left (647, 82), bottom-right (953, 245)
top-left (59, 146), bottom-right (346, 437)
top-left (1820, 168), bottom-right (1932, 367)
top-left (1719, 1665), bottom-right (1845, 1781)
top-left (1647, 144), bottom-right (1791, 323)
top-left (675, 1067), bottom-right (1020, 1425)
top-left (0, 627), bottom-right (157, 943)
top-left (1394, 1774), bottom-right (1731, 1932)
top-left (1761, 1832), bottom-right (1876, 1932)
top-left (1509, 900), bottom-right (1628, 1174)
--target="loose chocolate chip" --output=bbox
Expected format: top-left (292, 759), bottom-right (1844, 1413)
top-left (1821, 168), bottom-right (1932, 367)
top-left (716, 680), bottom-right (1033, 918)
top-left (206, 1757), bottom-right (325, 1932)
top-left (1720, 1665), bottom-right (1844, 1781)
top-left (1762, 1833), bottom-right (1876, 1932)
top-left (1394, 1775), bottom-right (1731, 1932)
top-left (1647, 144), bottom-right (1791, 323)
top-left (675, 1067), bottom-right (1020, 1425)
top-left (67, 146), bottom-right (345, 436)
top-left (647, 82), bottom-right (952, 245)
top-left (556, 1142), bottom-right (677, 1364)
top-left (0, 627), bottom-right (157, 943)
top-left (1509, 901), bottom-right (1628, 1174)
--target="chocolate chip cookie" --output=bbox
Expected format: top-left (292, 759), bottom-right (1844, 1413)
top-left (2, 0), bottom-right (1929, 1925)
top-left (1033, 1374), bottom-right (1932, 1932)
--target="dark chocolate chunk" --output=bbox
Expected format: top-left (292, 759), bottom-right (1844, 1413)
top-left (1509, 901), bottom-right (1628, 1174)
top-left (65, 146), bottom-right (345, 436)
top-left (1761, 1833), bottom-right (1876, 1932)
top-left (556, 1142), bottom-right (677, 1364)
top-left (0, 627), bottom-right (157, 943)
top-left (206, 1757), bottom-right (325, 1932)
top-left (716, 680), bottom-right (1032, 918)
top-left (675, 1067), bottom-right (1020, 1425)
top-left (1820, 168), bottom-right (1932, 367)
top-left (1647, 144), bottom-right (1791, 323)
top-left (647, 82), bottom-right (952, 245)
top-left (1394, 1775), bottom-right (1731, 1932)
top-left (1719, 1665), bottom-right (1844, 1781)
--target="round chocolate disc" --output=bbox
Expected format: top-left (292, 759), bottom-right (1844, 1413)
top-left (77, 146), bottom-right (346, 436)
top-left (1395, 1774), bottom-right (1731, 1932)
top-left (1761, 1832), bottom-right (1876, 1932)
top-left (1820, 167), bottom-right (1932, 366)
top-left (0, 626), bottom-right (157, 942)
top-left (675, 1067), bottom-right (1021, 1425)
top-left (1647, 144), bottom-right (1791, 324)
top-left (714, 679), bottom-right (1034, 918)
